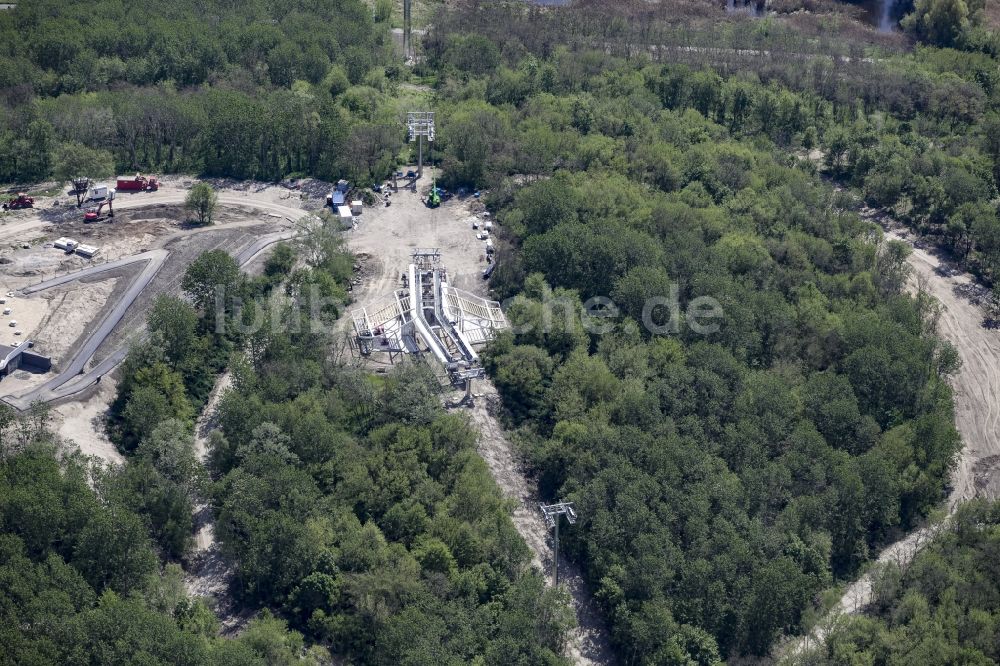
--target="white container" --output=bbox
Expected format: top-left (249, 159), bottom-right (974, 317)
top-left (88, 184), bottom-right (110, 201)
top-left (350, 200), bottom-right (363, 215)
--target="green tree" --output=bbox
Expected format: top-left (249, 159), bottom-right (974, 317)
top-left (51, 141), bottom-right (115, 207)
top-left (903, 0), bottom-right (984, 46)
top-left (182, 249), bottom-right (242, 315)
top-left (147, 295), bottom-right (199, 368)
top-left (185, 182), bottom-right (218, 226)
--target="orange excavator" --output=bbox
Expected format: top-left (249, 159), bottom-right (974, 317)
top-left (84, 196), bottom-right (114, 222)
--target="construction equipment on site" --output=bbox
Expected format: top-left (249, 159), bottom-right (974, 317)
top-left (426, 186), bottom-right (441, 208)
top-left (351, 249), bottom-right (508, 392)
top-left (84, 190), bottom-right (115, 222)
top-left (1, 193), bottom-right (34, 210)
top-left (116, 174), bottom-right (159, 192)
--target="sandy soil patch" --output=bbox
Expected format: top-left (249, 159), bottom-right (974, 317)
top-left (52, 376), bottom-right (122, 465)
top-left (31, 278), bottom-right (117, 363)
top-left (0, 294), bottom-right (47, 344)
top-left (347, 171), bottom-right (491, 306)
top-left (466, 382), bottom-right (615, 665)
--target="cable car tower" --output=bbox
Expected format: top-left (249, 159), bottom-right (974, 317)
top-left (540, 501), bottom-right (578, 585)
top-left (407, 111), bottom-right (435, 180)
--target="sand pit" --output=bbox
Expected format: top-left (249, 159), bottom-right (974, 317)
top-left (0, 294), bottom-right (47, 344)
top-left (52, 377), bottom-right (122, 464)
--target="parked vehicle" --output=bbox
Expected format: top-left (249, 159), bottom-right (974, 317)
top-left (116, 174), bottom-right (159, 192)
top-left (1, 193), bottom-right (33, 210)
top-left (84, 191), bottom-right (114, 222)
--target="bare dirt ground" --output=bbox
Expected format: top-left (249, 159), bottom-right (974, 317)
top-left (782, 207), bottom-right (1000, 658)
top-left (32, 278), bottom-right (117, 361)
top-left (986, 0), bottom-right (1000, 30)
top-left (51, 376), bottom-right (122, 464)
top-left (185, 368), bottom-right (238, 625)
top-left (346, 173), bottom-right (490, 304)
top-left (0, 293), bottom-right (46, 345)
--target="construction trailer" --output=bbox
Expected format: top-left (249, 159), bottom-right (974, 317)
top-left (327, 180), bottom-right (350, 208)
top-left (87, 184), bottom-right (112, 201)
top-left (336, 206), bottom-right (354, 228)
top-left (351, 249), bottom-right (508, 392)
top-left (75, 244), bottom-right (99, 258)
top-left (53, 237), bottom-right (78, 252)
top-left (328, 191), bottom-right (346, 208)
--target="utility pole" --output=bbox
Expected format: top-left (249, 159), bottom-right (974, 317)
top-left (406, 111), bottom-right (435, 180)
top-left (540, 501), bottom-right (577, 585)
top-left (403, 0), bottom-right (412, 62)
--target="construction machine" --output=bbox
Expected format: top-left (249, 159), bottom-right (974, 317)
top-left (426, 184), bottom-right (442, 208)
top-left (84, 191), bottom-right (114, 222)
top-left (1, 193), bottom-right (34, 210)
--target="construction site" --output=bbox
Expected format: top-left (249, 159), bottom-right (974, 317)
top-left (0, 154), bottom-right (502, 419)
top-left (0, 106), bottom-right (608, 663)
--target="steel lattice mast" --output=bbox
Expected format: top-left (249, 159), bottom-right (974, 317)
top-left (540, 501), bottom-right (577, 585)
top-left (407, 111), bottom-right (435, 179)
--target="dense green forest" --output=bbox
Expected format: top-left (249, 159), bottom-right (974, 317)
top-left (804, 500), bottom-right (1000, 665)
top-left (3, 0), bottom-right (1000, 663)
top-left (423, 1), bottom-right (1000, 288)
top-left (482, 118), bottom-right (962, 660)
top-left (0, 0), bottom-right (404, 184)
top-left (418, 0), bottom-right (999, 661)
top-left (0, 434), bottom-right (331, 665)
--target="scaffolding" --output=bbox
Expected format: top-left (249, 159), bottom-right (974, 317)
top-left (351, 249), bottom-right (508, 386)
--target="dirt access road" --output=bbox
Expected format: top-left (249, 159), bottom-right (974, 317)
top-left (0, 179), bottom-right (306, 246)
top-left (783, 213), bottom-right (1000, 657)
